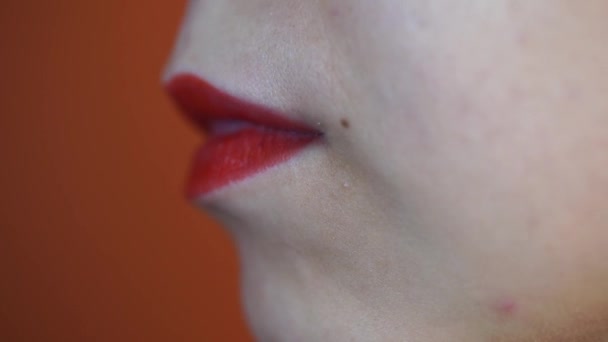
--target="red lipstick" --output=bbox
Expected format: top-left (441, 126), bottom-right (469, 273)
top-left (166, 73), bottom-right (322, 199)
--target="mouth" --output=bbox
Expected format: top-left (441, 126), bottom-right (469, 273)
top-left (165, 73), bottom-right (323, 199)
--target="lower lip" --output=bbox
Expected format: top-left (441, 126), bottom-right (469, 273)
top-left (186, 125), bottom-right (319, 199)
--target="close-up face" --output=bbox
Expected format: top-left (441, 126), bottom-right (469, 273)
top-left (165, 0), bottom-right (608, 341)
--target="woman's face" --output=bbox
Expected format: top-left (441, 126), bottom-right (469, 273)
top-left (165, 0), bottom-right (608, 340)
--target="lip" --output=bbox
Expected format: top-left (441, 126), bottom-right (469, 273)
top-left (165, 73), bottom-right (322, 199)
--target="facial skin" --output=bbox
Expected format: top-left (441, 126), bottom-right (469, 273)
top-left (165, 0), bottom-right (608, 340)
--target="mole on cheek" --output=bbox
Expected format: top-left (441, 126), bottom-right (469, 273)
top-left (340, 118), bottom-right (350, 129)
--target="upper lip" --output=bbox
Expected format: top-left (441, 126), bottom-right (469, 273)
top-left (165, 73), bottom-right (322, 136)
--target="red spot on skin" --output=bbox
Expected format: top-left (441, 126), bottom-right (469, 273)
top-left (495, 299), bottom-right (518, 317)
top-left (516, 31), bottom-right (529, 47)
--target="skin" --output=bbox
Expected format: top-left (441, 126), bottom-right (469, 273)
top-left (164, 0), bottom-right (608, 340)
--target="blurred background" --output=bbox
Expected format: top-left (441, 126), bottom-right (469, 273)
top-left (0, 1), bottom-right (252, 340)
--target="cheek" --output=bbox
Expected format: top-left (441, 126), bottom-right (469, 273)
top-left (349, 0), bottom-right (608, 333)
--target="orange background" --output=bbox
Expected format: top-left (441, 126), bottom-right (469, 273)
top-left (0, 1), bottom-right (252, 341)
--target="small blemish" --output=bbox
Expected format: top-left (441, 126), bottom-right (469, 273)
top-left (516, 31), bottom-right (530, 48)
top-left (494, 298), bottom-right (518, 317)
top-left (340, 118), bottom-right (350, 129)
